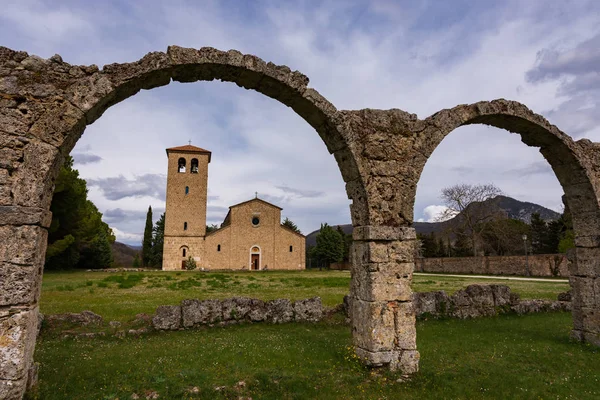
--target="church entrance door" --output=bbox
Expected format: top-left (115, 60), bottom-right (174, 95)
top-left (251, 254), bottom-right (260, 270)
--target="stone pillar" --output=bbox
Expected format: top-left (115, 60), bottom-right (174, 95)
top-left (0, 208), bottom-right (49, 399)
top-left (569, 247), bottom-right (600, 345)
top-left (349, 226), bottom-right (419, 374)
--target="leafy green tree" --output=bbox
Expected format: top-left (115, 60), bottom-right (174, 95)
top-left (151, 213), bottom-right (165, 267)
top-left (529, 213), bottom-right (548, 254)
top-left (282, 217), bottom-right (302, 234)
top-left (313, 223), bottom-right (344, 267)
top-left (132, 253), bottom-right (141, 268)
top-left (206, 224), bottom-right (220, 233)
top-left (336, 226), bottom-right (353, 262)
top-left (142, 206), bottom-right (153, 267)
top-left (45, 156), bottom-right (113, 270)
top-left (481, 218), bottom-right (530, 256)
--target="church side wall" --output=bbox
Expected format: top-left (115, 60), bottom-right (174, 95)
top-left (204, 226), bottom-right (232, 269)
top-left (274, 227), bottom-right (306, 270)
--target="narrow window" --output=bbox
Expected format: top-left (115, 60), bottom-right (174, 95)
top-left (217, 244), bottom-right (221, 252)
top-left (184, 222), bottom-right (188, 230)
top-left (178, 157), bottom-right (186, 173)
top-left (290, 245), bottom-right (293, 252)
top-left (183, 248), bottom-right (186, 257)
top-left (191, 158), bottom-right (199, 173)
top-left (185, 186), bottom-right (189, 195)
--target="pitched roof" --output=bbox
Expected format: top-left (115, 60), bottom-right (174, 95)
top-left (166, 145), bottom-right (212, 162)
top-left (229, 197), bottom-right (283, 211)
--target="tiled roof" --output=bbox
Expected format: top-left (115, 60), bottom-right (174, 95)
top-left (166, 145), bottom-right (211, 161)
top-left (166, 144), bottom-right (211, 153)
top-left (229, 198), bottom-right (283, 210)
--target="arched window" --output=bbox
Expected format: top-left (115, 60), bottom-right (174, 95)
top-left (178, 157), bottom-right (186, 173)
top-left (217, 244), bottom-right (221, 252)
top-left (191, 158), bottom-right (199, 173)
top-left (290, 245), bottom-right (293, 252)
top-left (185, 186), bottom-right (189, 195)
top-left (184, 222), bottom-right (188, 230)
top-left (182, 248), bottom-right (186, 257)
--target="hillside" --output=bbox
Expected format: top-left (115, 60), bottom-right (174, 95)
top-left (111, 241), bottom-right (140, 267)
top-left (306, 195), bottom-right (561, 247)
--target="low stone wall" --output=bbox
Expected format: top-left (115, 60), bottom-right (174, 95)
top-left (152, 297), bottom-right (324, 330)
top-left (411, 284), bottom-right (570, 319)
top-left (415, 254), bottom-right (568, 277)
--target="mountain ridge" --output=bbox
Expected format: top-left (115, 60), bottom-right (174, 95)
top-left (306, 195), bottom-right (561, 247)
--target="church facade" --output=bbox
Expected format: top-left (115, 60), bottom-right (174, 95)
top-left (162, 145), bottom-right (305, 271)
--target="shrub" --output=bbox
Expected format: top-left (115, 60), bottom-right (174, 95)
top-left (184, 256), bottom-right (197, 270)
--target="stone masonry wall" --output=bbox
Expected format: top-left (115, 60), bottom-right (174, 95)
top-left (416, 254), bottom-right (568, 277)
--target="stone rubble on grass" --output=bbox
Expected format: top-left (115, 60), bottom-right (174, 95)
top-left (410, 284), bottom-right (570, 319)
top-left (152, 296), bottom-right (324, 330)
top-left (45, 310), bottom-right (103, 326)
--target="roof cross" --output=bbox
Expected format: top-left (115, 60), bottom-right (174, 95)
top-left (255, 192), bottom-right (258, 199)
top-left (188, 139), bottom-right (192, 145)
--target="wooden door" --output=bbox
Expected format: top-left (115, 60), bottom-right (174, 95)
top-left (251, 254), bottom-right (259, 270)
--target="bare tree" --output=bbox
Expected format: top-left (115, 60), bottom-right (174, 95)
top-left (438, 183), bottom-right (503, 256)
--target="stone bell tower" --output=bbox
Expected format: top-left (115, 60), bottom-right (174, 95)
top-left (162, 144), bottom-right (211, 270)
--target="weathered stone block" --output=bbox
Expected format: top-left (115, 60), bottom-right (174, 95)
top-left (570, 276), bottom-right (596, 308)
top-left (569, 247), bottom-right (600, 277)
top-left (152, 305), bottom-right (181, 330)
top-left (353, 226), bottom-right (416, 241)
top-left (0, 307), bottom-right (38, 381)
top-left (397, 350), bottom-right (420, 374)
top-left (266, 299), bottom-right (293, 323)
top-left (0, 377), bottom-right (27, 400)
top-left (355, 347), bottom-right (396, 366)
top-left (0, 262), bottom-right (42, 306)
top-left (465, 285), bottom-right (495, 307)
top-left (294, 297), bottom-right (323, 322)
top-left (389, 240), bottom-right (415, 263)
top-left (413, 291), bottom-right (449, 317)
top-left (0, 225), bottom-right (47, 266)
top-left (351, 262), bottom-right (413, 302)
top-left (351, 299), bottom-right (395, 352)
top-left (247, 299), bottom-right (267, 322)
top-left (0, 206), bottom-right (52, 228)
top-left (394, 302), bottom-right (416, 349)
top-left (181, 299), bottom-right (221, 327)
top-left (45, 310), bottom-right (102, 327)
top-left (221, 297), bottom-right (252, 321)
top-left (490, 284), bottom-right (511, 307)
top-left (11, 140), bottom-right (62, 209)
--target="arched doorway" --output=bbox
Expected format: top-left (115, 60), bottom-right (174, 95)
top-left (250, 245), bottom-right (261, 270)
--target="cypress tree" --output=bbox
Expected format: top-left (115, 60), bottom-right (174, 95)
top-left (142, 206), bottom-right (153, 267)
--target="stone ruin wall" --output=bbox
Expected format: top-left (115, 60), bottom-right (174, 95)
top-left (2, 44), bottom-right (600, 398)
top-left (416, 253), bottom-right (569, 277)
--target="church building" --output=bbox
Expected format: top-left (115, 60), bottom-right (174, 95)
top-left (161, 144), bottom-right (306, 271)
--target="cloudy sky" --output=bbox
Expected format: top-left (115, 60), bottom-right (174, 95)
top-left (2, 0), bottom-right (599, 245)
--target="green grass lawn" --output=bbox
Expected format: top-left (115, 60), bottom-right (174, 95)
top-left (39, 270), bottom-right (570, 322)
top-left (31, 312), bottom-right (599, 399)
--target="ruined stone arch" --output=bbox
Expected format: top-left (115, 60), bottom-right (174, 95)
top-left (2, 45), bottom-right (600, 399)
top-left (412, 99), bottom-right (600, 341)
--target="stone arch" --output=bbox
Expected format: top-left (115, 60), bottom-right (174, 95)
top-left (412, 99), bottom-right (600, 343)
top-left (0, 45), bottom-right (371, 398)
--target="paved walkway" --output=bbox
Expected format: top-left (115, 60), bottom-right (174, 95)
top-left (414, 272), bottom-right (568, 283)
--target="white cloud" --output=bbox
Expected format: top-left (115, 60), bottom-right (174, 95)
top-left (110, 227), bottom-right (143, 245)
top-left (418, 205), bottom-right (453, 223)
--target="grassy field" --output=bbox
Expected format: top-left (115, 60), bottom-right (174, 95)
top-left (31, 312), bottom-right (600, 399)
top-left (39, 270), bottom-right (570, 322)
